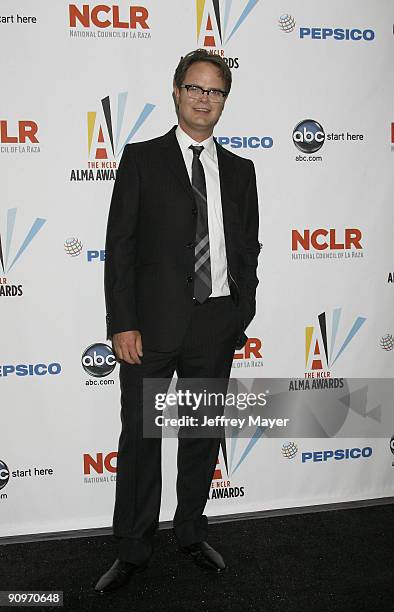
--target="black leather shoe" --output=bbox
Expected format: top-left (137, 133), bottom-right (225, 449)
top-left (180, 541), bottom-right (226, 572)
top-left (94, 559), bottom-right (148, 593)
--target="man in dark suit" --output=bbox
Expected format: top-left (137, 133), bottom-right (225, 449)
top-left (95, 49), bottom-right (260, 593)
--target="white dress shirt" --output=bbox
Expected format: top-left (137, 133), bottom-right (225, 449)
top-left (175, 125), bottom-right (230, 297)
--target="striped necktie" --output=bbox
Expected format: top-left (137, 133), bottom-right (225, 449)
top-left (190, 145), bottom-right (212, 303)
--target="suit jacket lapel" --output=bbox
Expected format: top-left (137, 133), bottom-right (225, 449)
top-left (159, 126), bottom-right (194, 202)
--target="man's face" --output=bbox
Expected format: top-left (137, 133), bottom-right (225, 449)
top-left (174, 61), bottom-right (227, 137)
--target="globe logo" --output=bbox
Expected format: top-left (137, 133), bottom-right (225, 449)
top-left (64, 237), bottom-right (83, 257)
top-left (390, 435), bottom-right (394, 456)
top-left (281, 441), bottom-right (298, 459)
top-left (81, 343), bottom-right (117, 377)
top-left (0, 460), bottom-right (10, 490)
top-left (380, 334), bottom-right (394, 351)
top-left (278, 14), bottom-right (296, 33)
top-left (293, 119), bottom-right (325, 154)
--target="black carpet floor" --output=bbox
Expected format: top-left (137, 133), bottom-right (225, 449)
top-left (0, 504), bottom-right (392, 612)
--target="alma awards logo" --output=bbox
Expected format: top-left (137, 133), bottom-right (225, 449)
top-left (70, 92), bottom-right (155, 182)
top-left (0, 208), bottom-right (46, 297)
top-left (196, 0), bottom-right (260, 68)
top-left (209, 444), bottom-right (246, 500)
top-left (304, 308), bottom-right (366, 378)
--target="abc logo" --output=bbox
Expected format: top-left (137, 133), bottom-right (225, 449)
top-left (0, 460), bottom-right (10, 490)
top-left (293, 119), bottom-right (325, 153)
top-left (81, 343), bottom-right (116, 378)
top-left (390, 435), bottom-right (394, 456)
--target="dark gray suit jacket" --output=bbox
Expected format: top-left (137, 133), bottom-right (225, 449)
top-left (105, 125), bottom-right (260, 351)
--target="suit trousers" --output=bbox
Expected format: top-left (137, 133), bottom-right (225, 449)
top-left (113, 295), bottom-right (241, 564)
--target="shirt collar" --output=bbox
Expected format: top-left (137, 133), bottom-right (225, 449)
top-left (176, 125), bottom-right (216, 161)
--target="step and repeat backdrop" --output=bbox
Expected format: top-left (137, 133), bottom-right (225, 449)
top-left (1, 0), bottom-right (393, 537)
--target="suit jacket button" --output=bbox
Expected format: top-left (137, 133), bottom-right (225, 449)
top-left (186, 275), bottom-right (193, 283)
top-left (191, 208), bottom-right (197, 215)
